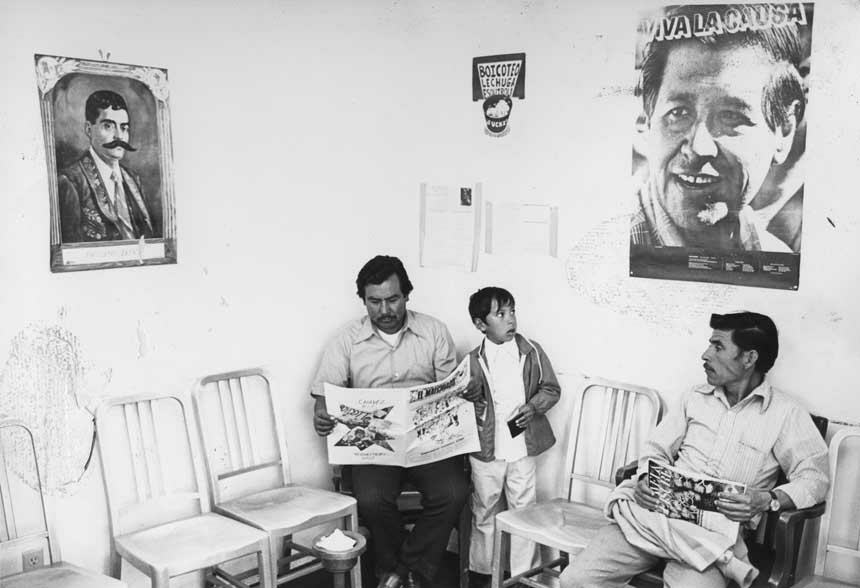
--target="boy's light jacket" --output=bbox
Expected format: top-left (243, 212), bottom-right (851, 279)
top-left (467, 333), bottom-right (561, 462)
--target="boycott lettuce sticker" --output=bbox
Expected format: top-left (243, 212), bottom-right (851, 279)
top-left (472, 52), bottom-right (525, 137)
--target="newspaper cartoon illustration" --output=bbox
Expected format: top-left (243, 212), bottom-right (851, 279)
top-left (324, 357), bottom-right (479, 466)
top-left (332, 405), bottom-right (396, 452)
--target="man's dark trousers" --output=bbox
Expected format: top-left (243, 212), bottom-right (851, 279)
top-left (352, 455), bottom-right (469, 582)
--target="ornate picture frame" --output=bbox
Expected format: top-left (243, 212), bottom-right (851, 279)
top-left (35, 54), bottom-right (177, 272)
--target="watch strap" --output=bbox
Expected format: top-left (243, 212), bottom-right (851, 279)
top-left (768, 490), bottom-right (781, 512)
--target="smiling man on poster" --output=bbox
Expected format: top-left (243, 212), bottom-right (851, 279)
top-left (630, 3), bottom-right (809, 253)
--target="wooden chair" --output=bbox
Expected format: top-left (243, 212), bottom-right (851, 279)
top-left (0, 415), bottom-right (126, 588)
top-left (193, 368), bottom-right (360, 587)
top-left (794, 427), bottom-right (860, 588)
top-left (332, 458), bottom-right (472, 588)
top-left (95, 392), bottom-right (274, 588)
top-left (490, 377), bottom-right (663, 588)
top-left (620, 414), bottom-right (830, 588)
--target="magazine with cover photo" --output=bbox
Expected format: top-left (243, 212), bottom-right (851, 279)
top-left (648, 459), bottom-right (746, 538)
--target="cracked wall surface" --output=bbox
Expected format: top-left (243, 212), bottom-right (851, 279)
top-left (0, 324), bottom-right (99, 495)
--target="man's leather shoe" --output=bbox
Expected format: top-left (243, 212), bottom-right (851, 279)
top-left (377, 571), bottom-right (405, 588)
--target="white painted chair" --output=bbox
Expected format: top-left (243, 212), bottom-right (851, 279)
top-left (192, 368), bottom-right (360, 587)
top-left (0, 415), bottom-right (126, 588)
top-left (490, 377), bottom-right (662, 588)
top-left (95, 393), bottom-right (273, 588)
top-left (795, 427), bottom-right (860, 588)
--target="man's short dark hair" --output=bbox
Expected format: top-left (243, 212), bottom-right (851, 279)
top-left (355, 255), bottom-right (414, 300)
top-left (638, 4), bottom-right (806, 133)
top-left (85, 90), bottom-right (129, 124)
top-left (710, 311), bottom-right (779, 374)
top-left (468, 287), bottom-right (515, 322)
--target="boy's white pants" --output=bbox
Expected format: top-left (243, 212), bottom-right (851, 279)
top-left (469, 455), bottom-right (539, 575)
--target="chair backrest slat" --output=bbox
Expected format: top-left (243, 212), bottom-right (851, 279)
top-left (140, 399), bottom-right (165, 499)
top-left (228, 377), bottom-right (256, 467)
top-left (216, 379), bottom-right (241, 471)
top-left (123, 403), bottom-right (148, 504)
top-left (562, 377), bottom-right (662, 503)
top-left (617, 392), bottom-right (638, 471)
top-left (595, 388), bottom-right (616, 482)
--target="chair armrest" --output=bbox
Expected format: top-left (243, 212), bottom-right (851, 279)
top-left (615, 461), bottom-right (638, 486)
top-left (764, 501), bottom-right (826, 588)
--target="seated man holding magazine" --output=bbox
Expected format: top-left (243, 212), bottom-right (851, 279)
top-left (561, 312), bottom-right (829, 588)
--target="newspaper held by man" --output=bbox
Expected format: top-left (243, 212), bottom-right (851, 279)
top-left (647, 459), bottom-right (746, 539)
top-left (324, 356), bottom-right (479, 467)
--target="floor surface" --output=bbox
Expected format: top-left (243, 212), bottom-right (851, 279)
top-left (288, 551), bottom-right (463, 588)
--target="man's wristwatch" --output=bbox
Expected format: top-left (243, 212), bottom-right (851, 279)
top-left (768, 490), bottom-right (781, 512)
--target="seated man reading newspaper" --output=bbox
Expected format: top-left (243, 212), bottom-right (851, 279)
top-left (561, 312), bottom-right (829, 588)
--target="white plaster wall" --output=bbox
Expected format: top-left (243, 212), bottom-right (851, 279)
top-left (1, 0), bottom-right (859, 585)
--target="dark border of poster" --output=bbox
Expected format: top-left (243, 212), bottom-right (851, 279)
top-left (630, 245), bottom-right (800, 289)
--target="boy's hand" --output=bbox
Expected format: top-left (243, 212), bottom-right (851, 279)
top-left (461, 378), bottom-right (483, 402)
top-left (513, 403), bottom-right (536, 427)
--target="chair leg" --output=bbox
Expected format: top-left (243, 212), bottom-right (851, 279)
top-left (152, 569), bottom-right (171, 588)
top-left (490, 527), bottom-right (508, 588)
top-left (346, 510), bottom-right (362, 588)
top-left (268, 536), bottom-right (281, 587)
top-left (282, 533), bottom-right (292, 576)
top-left (109, 549), bottom-right (122, 579)
top-left (259, 543), bottom-right (274, 588)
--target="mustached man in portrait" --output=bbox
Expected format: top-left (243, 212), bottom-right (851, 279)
top-left (57, 89), bottom-right (160, 243)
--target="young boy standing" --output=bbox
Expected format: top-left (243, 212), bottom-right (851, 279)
top-left (462, 287), bottom-right (561, 584)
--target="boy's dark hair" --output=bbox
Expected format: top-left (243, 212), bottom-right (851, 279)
top-left (355, 255), bottom-right (414, 300)
top-left (468, 287), bottom-right (515, 322)
top-left (710, 311), bottom-right (779, 374)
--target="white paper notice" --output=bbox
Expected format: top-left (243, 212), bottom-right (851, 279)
top-left (419, 183), bottom-right (481, 272)
top-left (485, 202), bottom-right (558, 257)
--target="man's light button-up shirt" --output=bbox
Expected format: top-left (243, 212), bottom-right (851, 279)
top-left (309, 310), bottom-right (457, 396)
top-left (638, 380), bottom-right (829, 511)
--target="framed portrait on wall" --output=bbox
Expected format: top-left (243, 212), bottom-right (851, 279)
top-left (35, 54), bottom-right (177, 272)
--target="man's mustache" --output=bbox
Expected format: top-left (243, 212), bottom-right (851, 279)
top-left (102, 139), bottom-right (137, 152)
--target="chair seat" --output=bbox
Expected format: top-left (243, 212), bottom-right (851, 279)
top-left (216, 485), bottom-right (357, 533)
top-left (794, 576), bottom-right (859, 588)
top-left (495, 498), bottom-right (606, 553)
top-left (116, 512), bottom-right (268, 577)
top-left (3, 562), bottom-right (128, 588)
